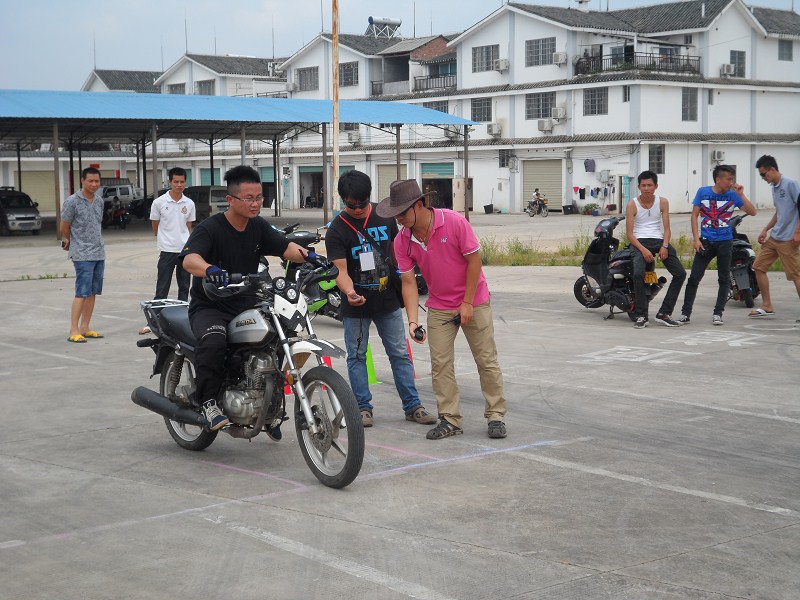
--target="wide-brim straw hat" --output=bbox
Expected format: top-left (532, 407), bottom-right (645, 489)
top-left (375, 179), bottom-right (425, 218)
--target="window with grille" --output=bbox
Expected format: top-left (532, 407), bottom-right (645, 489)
top-left (297, 67), bottom-right (319, 91)
top-left (583, 87), bottom-right (608, 115)
top-left (471, 97), bottom-right (492, 122)
top-left (611, 46), bottom-right (625, 66)
top-left (622, 85), bottom-right (630, 103)
top-left (779, 40), bottom-right (793, 61)
top-left (684, 34), bottom-right (693, 44)
top-left (339, 122), bottom-right (359, 131)
top-left (730, 51), bottom-right (746, 77)
top-left (472, 45), bottom-right (499, 72)
top-left (525, 37), bottom-right (556, 66)
top-left (194, 80), bottom-right (215, 96)
top-left (649, 144), bottom-right (665, 174)
top-left (499, 149), bottom-right (512, 168)
top-left (423, 100), bottom-right (448, 113)
top-left (525, 92), bottom-right (555, 119)
top-left (167, 83), bottom-right (185, 95)
top-left (339, 62), bottom-right (359, 86)
top-left (682, 88), bottom-right (698, 121)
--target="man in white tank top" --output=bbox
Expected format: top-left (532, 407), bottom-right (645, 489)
top-left (625, 171), bottom-right (687, 328)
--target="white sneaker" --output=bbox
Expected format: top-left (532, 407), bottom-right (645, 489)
top-left (712, 314), bottom-right (723, 326)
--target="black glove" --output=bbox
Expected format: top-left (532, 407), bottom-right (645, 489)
top-left (204, 265), bottom-right (229, 287)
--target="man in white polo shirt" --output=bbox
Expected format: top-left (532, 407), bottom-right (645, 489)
top-left (150, 167), bottom-right (195, 301)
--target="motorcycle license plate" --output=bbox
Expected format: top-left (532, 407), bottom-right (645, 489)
top-left (644, 272), bottom-right (658, 284)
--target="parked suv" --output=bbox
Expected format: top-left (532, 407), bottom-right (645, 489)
top-left (98, 184), bottom-right (137, 205)
top-left (184, 185), bottom-right (228, 222)
top-left (0, 187), bottom-right (42, 235)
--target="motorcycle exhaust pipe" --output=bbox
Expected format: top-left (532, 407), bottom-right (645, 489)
top-left (131, 386), bottom-right (206, 426)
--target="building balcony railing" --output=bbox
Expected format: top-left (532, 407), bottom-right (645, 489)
top-left (574, 52), bottom-right (701, 76)
top-left (413, 74), bottom-right (457, 91)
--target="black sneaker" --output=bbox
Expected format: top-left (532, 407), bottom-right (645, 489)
top-left (633, 317), bottom-right (648, 329)
top-left (654, 313), bottom-right (681, 327)
top-left (426, 418), bottom-right (462, 440)
top-left (487, 421), bottom-right (507, 439)
top-left (203, 400), bottom-right (230, 431)
top-left (676, 315), bottom-right (690, 325)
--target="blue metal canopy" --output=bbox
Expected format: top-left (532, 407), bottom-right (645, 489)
top-left (0, 89), bottom-right (473, 144)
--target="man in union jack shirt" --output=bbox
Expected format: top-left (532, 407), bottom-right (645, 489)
top-left (677, 165), bottom-right (757, 326)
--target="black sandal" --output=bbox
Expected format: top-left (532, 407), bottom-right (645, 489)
top-left (426, 418), bottom-right (463, 440)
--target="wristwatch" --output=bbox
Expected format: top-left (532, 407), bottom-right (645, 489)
top-left (662, 244), bottom-right (669, 248)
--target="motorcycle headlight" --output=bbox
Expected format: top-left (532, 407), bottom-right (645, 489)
top-left (274, 277), bottom-right (287, 291)
top-left (286, 288), bottom-right (298, 301)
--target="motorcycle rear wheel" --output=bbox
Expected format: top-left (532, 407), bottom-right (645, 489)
top-left (295, 366), bottom-right (364, 489)
top-left (573, 277), bottom-right (603, 309)
top-left (740, 288), bottom-right (754, 308)
top-left (160, 351), bottom-right (217, 451)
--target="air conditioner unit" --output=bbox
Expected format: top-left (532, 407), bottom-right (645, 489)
top-left (551, 106), bottom-right (567, 120)
top-left (711, 150), bottom-right (726, 161)
top-left (487, 123), bottom-right (502, 137)
top-left (494, 58), bottom-right (510, 72)
top-left (347, 131), bottom-right (360, 143)
top-left (720, 63), bottom-right (735, 76)
top-left (537, 118), bottom-right (553, 132)
top-left (285, 82), bottom-right (297, 91)
top-left (552, 52), bottom-right (568, 65)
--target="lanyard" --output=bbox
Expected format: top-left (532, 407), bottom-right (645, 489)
top-left (339, 204), bottom-right (372, 245)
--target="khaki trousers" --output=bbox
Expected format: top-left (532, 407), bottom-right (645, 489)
top-left (426, 302), bottom-right (506, 429)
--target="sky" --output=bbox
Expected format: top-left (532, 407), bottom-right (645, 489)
top-left (1, 0), bottom-right (792, 91)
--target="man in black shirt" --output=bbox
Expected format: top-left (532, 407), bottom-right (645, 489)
top-left (326, 170), bottom-right (435, 428)
top-left (181, 166), bottom-right (307, 430)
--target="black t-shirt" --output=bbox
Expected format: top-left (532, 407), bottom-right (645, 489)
top-left (181, 213), bottom-right (289, 316)
top-left (325, 204), bottom-right (400, 318)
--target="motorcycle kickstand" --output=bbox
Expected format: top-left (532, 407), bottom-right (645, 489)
top-left (603, 306), bottom-right (617, 320)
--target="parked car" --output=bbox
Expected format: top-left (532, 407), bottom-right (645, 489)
top-left (184, 185), bottom-right (227, 222)
top-left (0, 187), bottom-right (42, 235)
top-left (128, 187), bottom-right (169, 219)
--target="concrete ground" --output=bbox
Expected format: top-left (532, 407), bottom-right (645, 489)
top-left (1, 211), bottom-right (798, 599)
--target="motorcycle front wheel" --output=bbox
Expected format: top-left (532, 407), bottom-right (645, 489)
top-left (540, 206), bottom-right (549, 217)
top-left (573, 277), bottom-right (604, 309)
top-left (295, 366), bottom-right (364, 489)
top-left (160, 351), bottom-right (217, 451)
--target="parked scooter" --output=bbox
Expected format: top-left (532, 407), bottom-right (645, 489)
top-left (573, 216), bottom-right (667, 321)
top-left (102, 197), bottom-right (130, 229)
top-left (132, 256), bottom-right (364, 488)
top-left (728, 213), bottom-right (760, 308)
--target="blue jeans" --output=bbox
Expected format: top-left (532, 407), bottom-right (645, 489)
top-left (343, 309), bottom-right (421, 414)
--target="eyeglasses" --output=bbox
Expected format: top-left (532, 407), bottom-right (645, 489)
top-left (344, 199), bottom-right (369, 210)
top-left (758, 170), bottom-right (769, 179)
top-left (230, 194), bottom-right (264, 204)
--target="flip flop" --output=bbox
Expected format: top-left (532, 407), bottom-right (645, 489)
top-left (748, 308), bottom-right (775, 318)
top-left (82, 330), bottom-right (104, 338)
top-left (67, 335), bottom-right (87, 343)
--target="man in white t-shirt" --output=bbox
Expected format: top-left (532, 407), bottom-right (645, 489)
top-left (626, 170), bottom-right (687, 329)
top-left (149, 167), bottom-right (195, 301)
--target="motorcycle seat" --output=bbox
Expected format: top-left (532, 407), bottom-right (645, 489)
top-left (157, 306), bottom-right (196, 346)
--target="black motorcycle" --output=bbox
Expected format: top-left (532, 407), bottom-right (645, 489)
top-left (573, 216), bottom-right (667, 321)
top-left (728, 213), bottom-right (759, 308)
top-left (524, 196), bottom-right (549, 218)
top-left (132, 256), bottom-right (364, 489)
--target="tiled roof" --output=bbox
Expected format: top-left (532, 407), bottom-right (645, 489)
top-left (323, 34), bottom-right (400, 56)
top-left (94, 70), bottom-right (161, 93)
top-left (508, 0), bottom-right (733, 33)
top-left (751, 6), bottom-right (800, 37)
top-left (187, 54), bottom-right (285, 77)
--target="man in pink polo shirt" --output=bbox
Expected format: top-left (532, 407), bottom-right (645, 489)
top-left (377, 180), bottom-right (507, 440)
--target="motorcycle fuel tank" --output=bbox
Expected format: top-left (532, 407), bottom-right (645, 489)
top-left (228, 309), bottom-right (275, 345)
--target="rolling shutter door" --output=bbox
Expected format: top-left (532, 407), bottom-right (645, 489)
top-left (522, 159), bottom-right (563, 209)
top-left (15, 171), bottom-right (56, 212)
top-left (421, 163), bottom-right (454, 178)
top-left (376, 164), bottom-right (407, 203)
